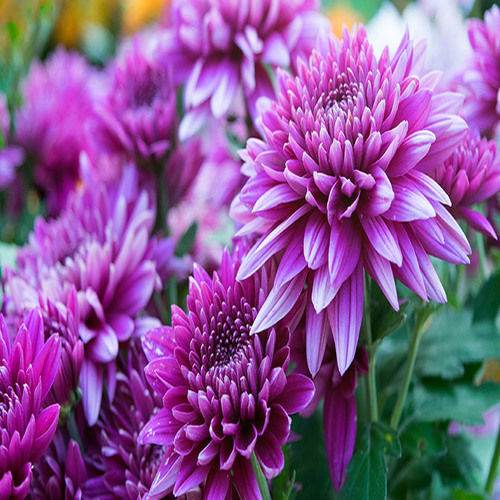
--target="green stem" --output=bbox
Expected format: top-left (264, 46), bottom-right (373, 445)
top-left (486, 426), bottom-right (500, 493)
top-left (476, 232), bottom-right (488, 281)
top-left (67, 411), bottom-right (83, 452)
top-left (251, 452), bottom-right (272, 500)
top-left (390, 313), bottom-right (427, 429)
top-left (154, 163), bottom-right (169, 235)
top-left (363, 276), bottom-right (378, 422)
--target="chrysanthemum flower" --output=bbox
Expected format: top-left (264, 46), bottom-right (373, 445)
top-left (462, 5), bottom-right (500, 137)
top-left (91, 33), bottom-right (176, 169)
top-left (432, 130), bottom-right (500, 239)
top-left (15, 49), bottom-right (102, 215)
top-left (167, 0), bottom-right (329, 138)
top-left (231, 26), bottom-right (470, 376)
top-left (29, 431), bottom-right (87, 500)
top-left (84, 337), bottom-right (164, 500)
top-left (139, 248), bottom-right (314, 499)
top-left (0, 309), bottom-right (61, 500)
top-left (3, 161), bottom-right (158, 425)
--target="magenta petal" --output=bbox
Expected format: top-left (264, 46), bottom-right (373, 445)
top-left (363, 245), bottom-right (399, 310)
top-left (304, 212), bottom-right (329, 270)
top-left (279, 373), bottom-right (315, 414)
top-left (233, 457), bottom-right (262, 500)
top-left (174, 452), bottom-right (210, 496)
top-left (33, 404), bottom-right (60, 461)
top-left (205, 469), bottom-right (231, 500)
top-left (149, 452), bottom-right (182, 499)
top-left (254, 431), bottom-right (285, 478)
top-left (360, 216), bottom-right (402, 266)
top-left (139, 408), bottom-right (178, 446)
top-left (456, 206), bottom-right (497, 239)
top-left (328, 218), bottom-right (361, 292)
top-left (251, 270), bottom-right (307, 333)
top-left (327, 265), bottom-right (364, 375)
top-left (305, 305), bottom-right (329, 376)
top-left (324, 388), bottom-right (357, 491)
top-left (80, 359), bottom-right (103, 426)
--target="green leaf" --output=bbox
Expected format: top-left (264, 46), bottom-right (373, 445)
top-left (6, 22), bottom-right (21, 45)
top-left (338, 422), bottom-right (400, 500)
top-left (415, 309), bottom-right (500, 379)
top-left (412, 382), bottom-right (500, 426)
top-left (370, 281), bottom-right (408, 341)
top-left (290, 411), bottom-right (334, 499)
top-left (473, 270), bottom-right (500, 323)
top-left (400, 422), bottom-right (446, 458)
top-left (451, 489), bottom-right (488, 500)
top-left (175, 221), bottom-right (198, 256)
top-left (272, 446), bottom-right (297, 500)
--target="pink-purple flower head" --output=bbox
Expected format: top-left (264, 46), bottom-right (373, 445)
top-left (462, 5), bottom-right (500, 137)
top-left (30, 431), bottom-right (87, 500)
top-left (139, 247), bottom-right (314, 499)
top-left (4, 160), bottom-right (158, 426)
top-left (15, 49), bottom-right (102, 216)
top-left (0, 309), bottom-right (61, 500)
top-left (169, 0), bottom-right (329, 139)
top-left (432, 130), bottom-right (500, 239)
top-left (91, 33), bottom-right (176, 169)
top-left (231, 26), bottom-right (470, 377)
top-left (84, 338), bottom-right (164, 500)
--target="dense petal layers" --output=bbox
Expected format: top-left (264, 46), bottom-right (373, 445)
top-left (167, 0), bottom-right (329, 137)
top-left (0, 311), bottom-right (61, 500)
top-left (139, 248), bottom-right (314, 498)
top-left (232, 26), bottom-right (470, 374)
top-left (3, 162), bottom-right (158, 425)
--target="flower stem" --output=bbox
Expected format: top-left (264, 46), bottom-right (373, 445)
top-left (390, 312), bottom-right (427, 429)
top-left (486, 425), bottom-right (500, 494)
top-left (476, 232), bottom-right (488, 280)
top-left (251, 452), bottom-right (272, 500)
top-left (363, 275), bottom-right (378, 422)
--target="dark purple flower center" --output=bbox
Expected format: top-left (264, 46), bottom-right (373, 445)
top-left (196, 296), bottom-right (255, 373)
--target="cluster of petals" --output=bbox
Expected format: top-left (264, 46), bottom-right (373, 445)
top-left (29, 430), bottom-right (87, 500)
top-left (4, 161), bottom-right (158, 425)
top-left (432, 130), bottom-right (500, 239)
top-left (139, 248), bottom-right (314, 499)
top-left (168, 0), bottom-right (329, 138)
top-left (85, 338), bottom-right (164, 500)
top-left (15, 49), bottom-right (102, 215)
top-left (0, 310), bottom-right (61, 500)
top-left (91, 34), bottom-right (177, 168)
top-left (232, 26), bottom-right (471, 376)
top-left (461, 5), bottom-right (500, 137)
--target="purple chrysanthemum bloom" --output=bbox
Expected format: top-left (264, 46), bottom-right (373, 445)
top-left (15, 49), bottom-right (102, 215)
top-left (30, 430), bottom-right (87, 500)
top-left (0, 94), bottom-right (23, 190)
top-left (432, 130), bottom-right (500, 239)
top-left (91, 34), bottom-right (176, 169)
top-left (461, 5), bottom-right (500, 137)
top-left (0, 309), bottom-right (61, 500)
top-left (231, 26), bottom-right (470, 376)
top-left (138, 248), bottom-right (314, 499)
top-left (84, 337), bottom-right (164, 500)
top-left (168, 0), bottom-right (329, 139)
top-left (3, 161), bottom-right (158, 425)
